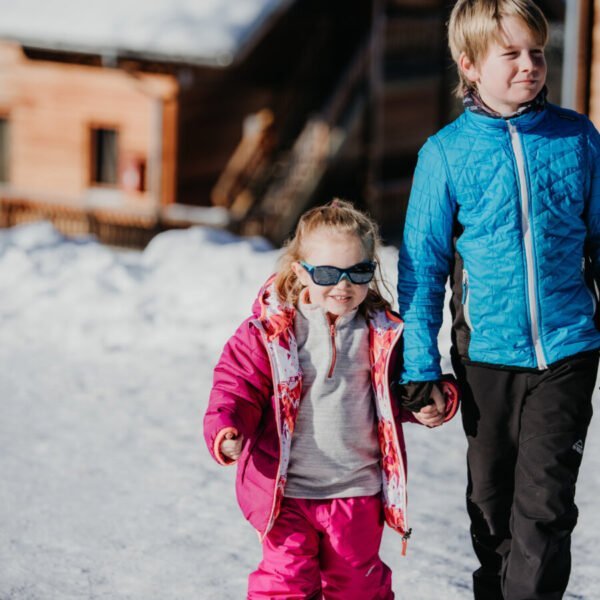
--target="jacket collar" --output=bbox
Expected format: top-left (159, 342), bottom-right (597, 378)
top-left (254, 276), bottom-right (402, 338)
top-left (463, 102), bottom-right (549, 133)
top-left (463, 85), bottom-right (547, 119)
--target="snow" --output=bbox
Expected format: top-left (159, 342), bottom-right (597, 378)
top-left (0, 222), bottom-right (598, 599)
top-left (0, 0), bottom-right (294, 66)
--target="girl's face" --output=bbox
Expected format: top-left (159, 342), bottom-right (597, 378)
top-left (460, 15), bottom-right (547, 115)
top-left (292, 229), bottom-right (371, 318)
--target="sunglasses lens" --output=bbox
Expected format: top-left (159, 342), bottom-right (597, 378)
top-left (312, 266), bottom-right (341, 286)
top-left (348, 272), bottom-right (374, 284)
top-left (348, 263), bottom-right (376, 283)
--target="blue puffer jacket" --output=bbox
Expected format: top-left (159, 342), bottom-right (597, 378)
top-left (398, 103), bottom-right (600, 382)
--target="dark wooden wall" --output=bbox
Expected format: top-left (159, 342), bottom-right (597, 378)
top-left (175, 0), bottom-right (374, 206)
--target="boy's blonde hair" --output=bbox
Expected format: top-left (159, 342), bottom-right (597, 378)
top-left (274, 199), bottom-right (392, 314)
top-left (448, 0), bottom-right (548, 96)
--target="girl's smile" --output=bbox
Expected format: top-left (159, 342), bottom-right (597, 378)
top-left (293, 228), bottom-right (371, 318)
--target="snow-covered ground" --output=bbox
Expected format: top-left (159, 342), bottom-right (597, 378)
top-left (0, 222), bottom-right (598, 599)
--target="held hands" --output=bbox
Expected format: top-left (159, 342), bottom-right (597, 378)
top-left (413, 384), bottom-right (446, 428)
top-left (398, 376), bottom-right (460, 427)
top-left (220, 430), bottom-right (244, 461)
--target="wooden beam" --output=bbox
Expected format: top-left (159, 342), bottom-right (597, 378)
top-left (577, 0), bottom-right (594, 114)
top-left (365, 0), bottom-right (386, 212)
top-left (562, 0), bottom-right (593, 113)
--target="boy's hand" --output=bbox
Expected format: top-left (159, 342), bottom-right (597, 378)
top-left (413, 384), bottom-right (445, 428)
top-left (220, 431), bottom-right (244, 461)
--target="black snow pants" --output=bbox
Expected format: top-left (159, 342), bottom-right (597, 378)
top-left (453, 350), bottom-right (599, 600)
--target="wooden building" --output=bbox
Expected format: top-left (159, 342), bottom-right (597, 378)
top-left (0, 0), bottom-right (598, 247)
top-left (0, 0), bottom-right (373, 246)
top-left (0, 43), bottom-right (177, 226)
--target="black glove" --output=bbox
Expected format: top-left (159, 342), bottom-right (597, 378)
top-left (396, 374), bottom-right (461, 420)
top-left (397, 380), bottom-right (436, 413)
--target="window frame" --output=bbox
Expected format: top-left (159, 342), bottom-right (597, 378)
top-left (0, 114), bottom-right (10, 184)
top-left (89, 124), bottom-right (120, 187)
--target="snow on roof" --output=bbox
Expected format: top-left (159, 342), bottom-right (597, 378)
top-left (0, 0), bottom-right (295, 67)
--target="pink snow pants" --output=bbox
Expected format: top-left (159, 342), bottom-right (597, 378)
top-left (247, 495), bottom-right (394, 599)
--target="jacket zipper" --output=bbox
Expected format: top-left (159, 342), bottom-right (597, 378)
top-left (382, 321), bottom-right (410, 549)
top-left (508, 120), bottom-right (547, 369)
top-left (328, 322), bottom-right (337, 378)
top-left (462, 269), bottom-right (473, 330)
top-left (253, 320), bottom-right (285, 541)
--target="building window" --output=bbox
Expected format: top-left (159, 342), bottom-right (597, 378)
top-left (91, 127), bottom-right (119, 185)
top-left (0, 118), bottom-right (9, 183)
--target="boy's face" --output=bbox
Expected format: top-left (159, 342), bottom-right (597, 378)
top-left (460, 15), bottom-right (547, 115)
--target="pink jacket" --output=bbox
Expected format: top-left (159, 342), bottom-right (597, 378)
top-left (204, 277), bottom-right (456, 547)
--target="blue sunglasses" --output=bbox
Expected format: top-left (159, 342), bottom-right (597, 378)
top-left (300, 260), bottom-right (376, 286)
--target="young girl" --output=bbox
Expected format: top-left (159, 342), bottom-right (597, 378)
top-left (204, 199), bottom-right (459, 599)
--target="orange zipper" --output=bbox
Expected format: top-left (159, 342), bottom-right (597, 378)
top-left (327, 322), bottom-right (337, 378)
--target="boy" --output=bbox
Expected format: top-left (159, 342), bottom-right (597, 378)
top-left (397, 1), bottom-right (600, 599)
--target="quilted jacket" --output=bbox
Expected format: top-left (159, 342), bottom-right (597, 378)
top-left (204, 277), bottom-right (417, 544)
top-left (398, 103), bottom-right (600, 382)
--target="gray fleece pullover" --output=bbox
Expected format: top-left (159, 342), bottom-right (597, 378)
top-left (284, 298), bottom-right (382, 499)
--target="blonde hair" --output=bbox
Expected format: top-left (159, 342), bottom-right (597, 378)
top-left (274, 199), bottom-right (392, 314)
top-left (448, 0), bottom-right (548, 96)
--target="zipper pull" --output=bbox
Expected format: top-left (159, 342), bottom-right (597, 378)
top-left (401, 528), bottom-right (412, 556)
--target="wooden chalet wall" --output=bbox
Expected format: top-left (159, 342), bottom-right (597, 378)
top-left (0, 42), bottom-right (177, 209)
top-left (176, 0), bottom-right (373, 207)
top-left (176, 69), bottom-right (271, 206)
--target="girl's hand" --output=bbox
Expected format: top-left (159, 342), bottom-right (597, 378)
top-left (220, 431), bottom-right (244, 461)
top-left (413, 384), bottom-right (445, 428)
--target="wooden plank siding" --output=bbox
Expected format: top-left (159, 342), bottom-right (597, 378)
top-left (0, 41), bottom-right (177, 209)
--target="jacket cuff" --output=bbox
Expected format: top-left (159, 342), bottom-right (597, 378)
top-left (398, 381), bottom-right (435, 412)
top-left (213, 427), bottom-right (239, 466)
top-left (439, 375), bottom-right (461, 422)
